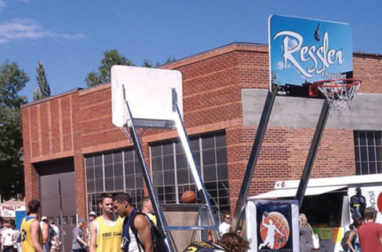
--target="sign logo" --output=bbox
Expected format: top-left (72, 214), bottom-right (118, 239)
top-left (269, 15), bottom-right (353, 98)
top-left (378, 192), bottom-right (382, 212)
top-left (258, 211), bottom-right (290, 250)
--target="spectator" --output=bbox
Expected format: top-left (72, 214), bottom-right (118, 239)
top-left (140, 197), bottom-right (156, 225)
top-left (86, 212), bottom-right (96, 247)
top-left (346, 217), bottom-right (363, 252)
top-left (50, 221), bottom-right (60, 252)
top-left (182, 232), bottom-right (249, 252)
top-left (0, 217), bottom-right (4, 252)
top-left (358, 207), bottom-right (382, 252)
top-left (217, 232), bottom-right (249, 252)
top-left (1, 221), bottom-right (15, 252)
top-left (72, 219), bottom-right (87, 252)
top-left (9, 220), bottom-right (20, 252)
top-left (299, 213), bottom-right (313, 252)
top-left (219, 212), bottom-right (231, 236)
top-left (40, 216), bottom-right (51, 252)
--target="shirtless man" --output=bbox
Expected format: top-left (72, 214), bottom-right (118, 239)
top-left (90, 193), bottom-right (123, 252)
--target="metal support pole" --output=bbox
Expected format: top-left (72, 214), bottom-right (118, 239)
top-left (295, 100), bottom-right (330, 210)
top-left (124, 101), bottom-right (174, 252)
top-left (58, 178), bottom-right (65, 252)
top-left (174, 104), bottom-right (219, 239)
top-left (232, 90), bottom-right (276, 233)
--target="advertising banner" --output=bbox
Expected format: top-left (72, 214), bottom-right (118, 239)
top-left (1, 205), bottom-right (26, 217)
top-left (269, 15), bottom-right (353, 98)
top-left (246, 199), bottom-right (299, 252)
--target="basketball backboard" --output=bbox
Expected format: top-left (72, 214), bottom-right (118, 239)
top-left (111, 66), bottom-right (183, 128)
top-left (269, 15), bottom-right (353, 98)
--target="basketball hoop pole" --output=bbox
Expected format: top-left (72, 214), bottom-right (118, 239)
top-left (294, 100), bottom-right (330, 209)
top-left (123, 97), bottom-right (174, 252)
top-left (232, 88), bottom-right (277, 233)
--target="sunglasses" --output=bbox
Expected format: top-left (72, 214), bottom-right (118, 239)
top-left (225, 216), bottom-right (231, 219)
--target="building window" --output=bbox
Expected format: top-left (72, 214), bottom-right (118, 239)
top-left (354, 131), bottom-right (382, 175)
top-left (85, 149), bottom-right (144, 215)
top-left (150, 131), bottom-right (230, 212)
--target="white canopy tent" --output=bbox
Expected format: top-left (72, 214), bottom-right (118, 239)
top-left (0, 199), bottom-right (26, 217)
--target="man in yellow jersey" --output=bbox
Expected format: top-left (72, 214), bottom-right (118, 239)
top-left (20, 199), bottom-right (44, 252)
top-left (113, 193), bottom-right (153, 252)
top-left (90, 193), bottom-right (122, 252)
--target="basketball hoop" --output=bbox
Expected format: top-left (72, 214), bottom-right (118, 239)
top-left (316, 79), bottom-right (361, 111)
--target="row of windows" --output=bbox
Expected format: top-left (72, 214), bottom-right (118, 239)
top-left (354, 131), bottom-right (382, 175)
top-left (150, 132), bottom-right (230, 212)
top-left (86, 150), bottom-right (143, 193)
top-left (84, 130), bottom-right (382, 213)
top-left (85, 131), bottom-right (230, 213)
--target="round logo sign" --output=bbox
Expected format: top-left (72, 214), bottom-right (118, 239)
top-left (259, 211), bottom-right (290, 250)
top-left (378, 192), bottom-right (382, 212)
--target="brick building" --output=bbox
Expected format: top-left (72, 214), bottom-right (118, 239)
top-left (21, 43), bottom-right (382, 248)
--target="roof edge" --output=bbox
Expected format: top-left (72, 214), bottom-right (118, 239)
top-left (21, 88), bottom-right (83, 108)
top-left (160, 42), bottom-right (268, 69)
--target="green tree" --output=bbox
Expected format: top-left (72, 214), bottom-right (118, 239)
top-left (0, 60), bottom-right (29, 200)
top-left (165, 56), bottom-right (176, 64)
top-left (85, 49), bottom-right (133, 87)
top-left (33, 61), bottom-right (51, 101)
top-left (142, 59), bottom-right (160, 68)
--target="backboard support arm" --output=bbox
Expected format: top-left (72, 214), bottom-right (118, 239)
top-left (294, 100), bottom-right (330, 209)
top-left (232, 89), bottom-right (277, 233)
top-left (121, 86), bottom-right (219, 251)
top-left (123, 93), bottom-right (173, 252)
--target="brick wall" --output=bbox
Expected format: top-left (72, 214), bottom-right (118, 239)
top-left (21, 43), bottom-right (382, 215)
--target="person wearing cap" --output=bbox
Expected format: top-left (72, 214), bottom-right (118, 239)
top-left (86, 212), bottom-right (96, 247)
top-left (72, 219), bottom-right (87, 252)
top-left (88, 212), bottom-right (96, 223)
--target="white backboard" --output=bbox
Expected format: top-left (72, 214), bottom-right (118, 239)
top-left (111, 65), bottom-right (183, 127)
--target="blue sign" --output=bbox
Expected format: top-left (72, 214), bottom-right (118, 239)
top-left (269, 15), bottom-right (353, 97)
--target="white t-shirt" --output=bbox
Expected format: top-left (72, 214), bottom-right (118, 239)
top-left (2, 228), bottom-right (16, 246)
top-left (50, 225), bottom-right (61, 249)
top-left (219, 222), bottom-right (231, 236)
top-left (12, 229), bottom-right (20, 247)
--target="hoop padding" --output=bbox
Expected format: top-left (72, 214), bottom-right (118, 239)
top-left (317, 79), bottom-right (361, 111)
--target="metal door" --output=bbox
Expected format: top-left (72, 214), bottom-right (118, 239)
top-left (38, 158), bottom-right (76, 252)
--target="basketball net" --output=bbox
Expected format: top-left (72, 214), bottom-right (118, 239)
top-left (317, 79), bottom-right (361, 111)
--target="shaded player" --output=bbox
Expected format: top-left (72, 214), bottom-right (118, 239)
top-left (258, 212), bottom-right (283, 250)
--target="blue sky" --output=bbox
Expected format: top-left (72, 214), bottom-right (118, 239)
top-left (0, 0), bottom-right (381, 102)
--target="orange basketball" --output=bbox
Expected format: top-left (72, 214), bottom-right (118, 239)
top-left (259, 212), bottom-right (290, 249)
top-left (181, 190), bottom-right (196, 203)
